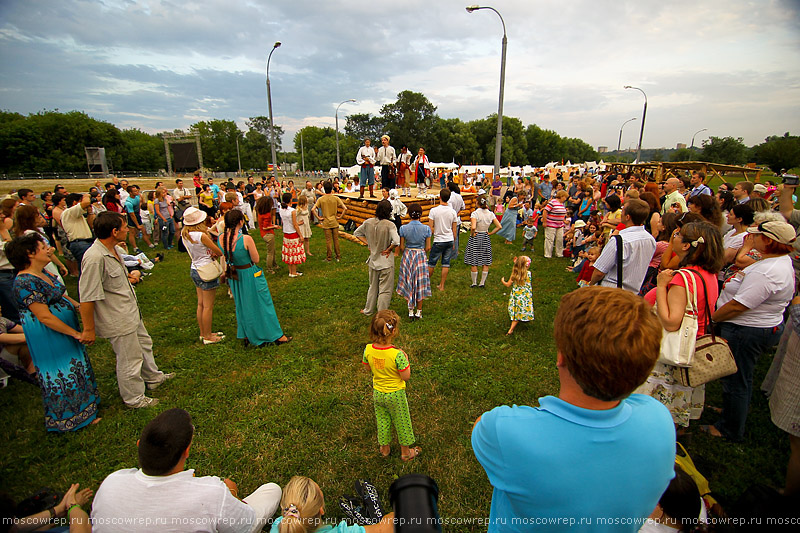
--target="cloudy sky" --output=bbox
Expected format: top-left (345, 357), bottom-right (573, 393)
top-left (1, 0), bottom-right (798, 154)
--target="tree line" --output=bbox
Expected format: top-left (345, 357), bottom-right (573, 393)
top-left (2, 93), bottom-right (798, 175)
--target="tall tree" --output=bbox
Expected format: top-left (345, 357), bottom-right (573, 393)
top-left (344, 113), bottom-right (385, 142)
top-left (752, 133), bottom-right (800, 173)
top-left (380, 91), bottom-right (438, 156)
top-left (293, 126), bottom-right (360, 171)
top-left (470, 115), bottom-right (528, 166)
top-left (191, 120), bottom-right (242, 171)
top-left (701, 136), bottom-right (749, 166)
top-left (110, 129), bottom-right (163, 171)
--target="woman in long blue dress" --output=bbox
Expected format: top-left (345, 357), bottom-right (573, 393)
top-left (497, 191), bottom-right (520, 244)
top-left (220, 209), bottom-right (292, 347)
top-left (7, 233), bottom-right (99, 432)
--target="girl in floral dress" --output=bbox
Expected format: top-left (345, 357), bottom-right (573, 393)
top-left (501, 255), bottom-right (534, 335)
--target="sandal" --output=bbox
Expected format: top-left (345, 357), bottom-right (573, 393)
top-left (379, 445), bottom-right (391, 457)
top-left (274, 336), bottom-right (293, 346)
top-left (401, 446), bottom-right (422, 462)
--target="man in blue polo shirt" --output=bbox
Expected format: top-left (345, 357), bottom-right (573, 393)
top-left (472, 287), bottom-right (675, 532)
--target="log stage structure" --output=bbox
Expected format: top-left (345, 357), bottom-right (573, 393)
top-left (333, 191), bottom-right (478, 244)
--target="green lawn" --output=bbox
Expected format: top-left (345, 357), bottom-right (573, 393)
top-left (0, 225), bottom-right (790, 529)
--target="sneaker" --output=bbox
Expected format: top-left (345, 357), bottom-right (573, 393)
top-left (133, 248), bottom-right (143, 255)
top-left (148, 244), bottom-right (156, 248)
top-left (127, 396), bottom-right (159, 409)
top-left (415, 310), bottom-right (422, 319)
top-left (147, 372), bottom-right (176, 390)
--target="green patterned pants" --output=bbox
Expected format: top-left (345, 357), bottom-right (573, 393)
top-left (373, 388), bottom-right (415, 446)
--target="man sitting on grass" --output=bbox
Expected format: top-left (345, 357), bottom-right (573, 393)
top-left (472, 287), bottom-right (675, 532)
top-left (92, 408), bottom-right (281, 533)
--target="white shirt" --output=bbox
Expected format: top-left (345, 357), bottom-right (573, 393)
top-left (448, 192), bottom-right (466, 215)
top-left (398, 151), bottom-right (412, 165)
top-left (376, 145), bottom-right (396, 165)
top-left (184, 231), bottom-right (214, 269)
top-left (717, 254), bottom-right (794, 328)
top-left (173, 187), bottom-right (192, 203)
top-left (428, 204), bottom-right (458, 243)
top-left (91, 468), bottom-right (255, 533)
top-left (411, 154), bottom-right (429, 171)
top-left (278, 206), bottom-right (296, 234)
top-left (356, 146), bottom-right (375, 166)
top-left (119, 188), bottom-right (130, 205)
top-left (594, 225), bottom-right (657, 293)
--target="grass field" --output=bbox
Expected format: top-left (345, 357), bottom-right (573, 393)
top-left (0, 202), bottom-right (792, 529)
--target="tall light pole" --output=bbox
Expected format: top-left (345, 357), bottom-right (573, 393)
top-left (690, 128), bottom-right (707, 150)
top-left (617, 117), bottom-right (637, 152)
top-left (235, 132), bottom-right (242, 176)
top-left (624, 85), bottom-right (647, 164)
top-left (335, 99), bottom-right (356, 179)
top-left (300, 130), bottom-right (305, 174)
top-left (266, 41), bottom-right (281, 177)
top-left (466, 5), bottom-right (506, 183)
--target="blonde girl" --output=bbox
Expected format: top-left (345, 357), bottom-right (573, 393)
top-left (296, 195), bottom-right (313, 256)
top-left (501, 255), bottom-right (535, 335)
top-left (272, 476), bottom-right (394, 533)
top-left (362, 310), bottom-right (421, 461)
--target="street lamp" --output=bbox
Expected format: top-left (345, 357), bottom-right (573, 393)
top-left (624, 85), bottom-right (647, 164)
top-left (617, 117), bottom-right (637, 152)
top-left (466, 5), bottom-right (506, 184)
top-left (266, 41), bottom-right (281, 177)
top-left (690, 128), bottom-right (707, 150)
top-left (335, 99), bottom-right (356, 179)
top-left (235, 132), bottom-right (242, 176)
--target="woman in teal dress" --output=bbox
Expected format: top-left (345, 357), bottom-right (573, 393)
top-left (220, 210), bottom-right (292, 347)
top-left (497, 191), bottom-right (519, 244)
top-left (7, 234), bottom-right (99, 432)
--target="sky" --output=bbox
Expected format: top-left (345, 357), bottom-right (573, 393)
top-left (1, 0), bottom-right (799, 156)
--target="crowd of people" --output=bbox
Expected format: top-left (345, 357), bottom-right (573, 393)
top-left (2, 161), bottom-right (799, 532)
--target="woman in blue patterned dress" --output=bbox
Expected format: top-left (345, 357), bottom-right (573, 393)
top-left (7, 233), bottom-right (99, 432)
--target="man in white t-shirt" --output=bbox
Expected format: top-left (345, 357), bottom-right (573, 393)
top-left (428, 189), bottom-right (459, 291)
top-left (447, 182), bottom-right (467, 262)
top-left (92, 408), bottom-right (281, 533)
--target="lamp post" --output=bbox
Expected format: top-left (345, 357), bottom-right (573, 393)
top-left (235, 133), bottom-right (242, 176)
top-left (624, 85), bottom-right (647, 164)
top-left (617, 117), bottom-right (637, 152)
top-left (266, 41), bottom-right (281, 177)
top-left (690, 128), bottom-right (707, 150)
top-left (335, 99), bottom-right (356, 179)
top-left (466, 5), bottom-right (506, 184)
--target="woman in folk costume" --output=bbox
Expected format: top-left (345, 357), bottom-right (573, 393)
top-left (412, 147), bottom-right (431, 196)
top-left (396, 145), bottom-right (413, 196)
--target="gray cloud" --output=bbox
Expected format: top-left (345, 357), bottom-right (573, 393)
top-left (1, 0), bottom-right (798, 155)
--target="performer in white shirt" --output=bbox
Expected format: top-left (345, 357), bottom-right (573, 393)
top-left (356, 138), bottom-right (376, 199)
top-left (397, 146), bottom-right (412, 197)
top-left (376, 135), bottom-right (397, 191)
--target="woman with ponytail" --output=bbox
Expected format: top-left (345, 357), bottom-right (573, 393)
top-left (220, 209), bottom-right (291, 348)
top-left (638, 221), bottom-right (724, 430)
top-left (271, 476), bottom-right (394, 532)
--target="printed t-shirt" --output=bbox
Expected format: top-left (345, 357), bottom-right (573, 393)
top-left (362, 344), bottom-right (409, 393)
top-left (716, 254), bottom-right (794, 328)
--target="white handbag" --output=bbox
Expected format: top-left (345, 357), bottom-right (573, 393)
top-left (658, 269), bottom-right (698, 367)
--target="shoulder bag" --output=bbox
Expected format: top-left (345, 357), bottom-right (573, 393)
top-left (672, 269), bottom-right (737, 387)
top-left (658, 269), bottom-right (698, 367)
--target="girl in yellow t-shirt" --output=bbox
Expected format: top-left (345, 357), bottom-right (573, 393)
top-left (362, 310), bottom-right (420, 462)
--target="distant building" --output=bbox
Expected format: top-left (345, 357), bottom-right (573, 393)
top-left (676, 143), bottom-right (687, 150)
top-left (597, 146), bottom-right (608, 153)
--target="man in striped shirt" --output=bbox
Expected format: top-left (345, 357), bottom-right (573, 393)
top-left (591, 199), bottom-right (656, 293)
top-left (543, 190), bottom-right (568, 258)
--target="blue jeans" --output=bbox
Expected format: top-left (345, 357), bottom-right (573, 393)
top-left (0, 270), bottom-right (20, 324)
top-left (714, 321), bottom-right (784, 441)
top-left (159, 218), bottom-right (175, 248)
top-left (428, 241), bottom-right (453, 267)
top-left (68, 239), bottom-right (93, 271)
